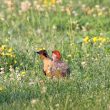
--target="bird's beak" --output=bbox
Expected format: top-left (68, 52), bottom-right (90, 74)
top-left (36, 51), bottom-right (40, 54)
top-left (34, 51), bottom-right (40, 55)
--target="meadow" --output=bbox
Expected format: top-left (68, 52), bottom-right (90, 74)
top-left (0, 0), bottom-right (110, 110)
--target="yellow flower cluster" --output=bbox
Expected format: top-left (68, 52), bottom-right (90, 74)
top-left (0, 45), bottom-right (15, 58)
top-left (44, 0), bottom-right (56, 5)
top-left (83, 36), bottom-right (108, 44)
top-left (92, 37), bottom-right (106, 43)
top-left (83, 36), bottom-right (90, 43)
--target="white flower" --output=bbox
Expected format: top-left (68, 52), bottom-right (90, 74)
top-left (72, 11), bottom-right (78, 16)
top-left (36, 28), bottom-right (42, 35)
top-left (56, 0), bottom-right (62, 4)
top-left (31, 99), bottom-right (38, 105)
top-left (21, 1), bottom-right (31, 12)
top-left (29, 81), bottom-right (35, 86)
top-left (95, 5), bottom-right (100, 9)
top-left (0, 71), bottom-right (4, 75)
top-left (0, 68), bottom-right (4, 71)
top-left (55, 103), bottom-right (60, 107)
top-left (81, 61), bottom-right (87, 68)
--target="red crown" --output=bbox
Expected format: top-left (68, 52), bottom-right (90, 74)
top-left (52, 50), bottom-right (61, 60)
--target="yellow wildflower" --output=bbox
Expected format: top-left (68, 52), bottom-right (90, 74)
top-left (98, 37), bottom-right (103, 41)
top-left (20, 71), bottom-right (26, 75)
top-left (6, 53), bottom-right (11, 57)
top-left (98, 37), bottom-right (106, 42)
top-left (44, 0), bottom-right (48, 5)
top-left (102, 38), bottom-right (106, 42)
top-left (83, 36), bottom-right (89, 43)
top-left (51, 0), bottom-right (56, 5)
top-left (8, 48), bottom-right (13, 52)
top-left (93, 37), bottom-right (98, 43)
top-left (1, 45), bottom-right (7, 50)
top-left (98, 11), bottom-right (103, 16)
top-left (10, 54), bottom-right (15, 58)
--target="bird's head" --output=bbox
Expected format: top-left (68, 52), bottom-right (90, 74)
top-left (35, 48), bottom-right (49, 60)
top-left (52, 50), bottom-right (61, 61)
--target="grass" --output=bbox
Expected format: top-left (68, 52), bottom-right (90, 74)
top-left (0, 0), bottom-right (110, 109)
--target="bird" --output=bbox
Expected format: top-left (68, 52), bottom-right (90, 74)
top-left (36, 49), bottom-right (53, 77)
top-left (36, 49), bottom-right (70, 78)
top-left (51, 50), bottom-right (70, 78)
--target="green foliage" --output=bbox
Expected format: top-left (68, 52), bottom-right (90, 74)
top-left (0, 0), bottom-right (110, 109)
